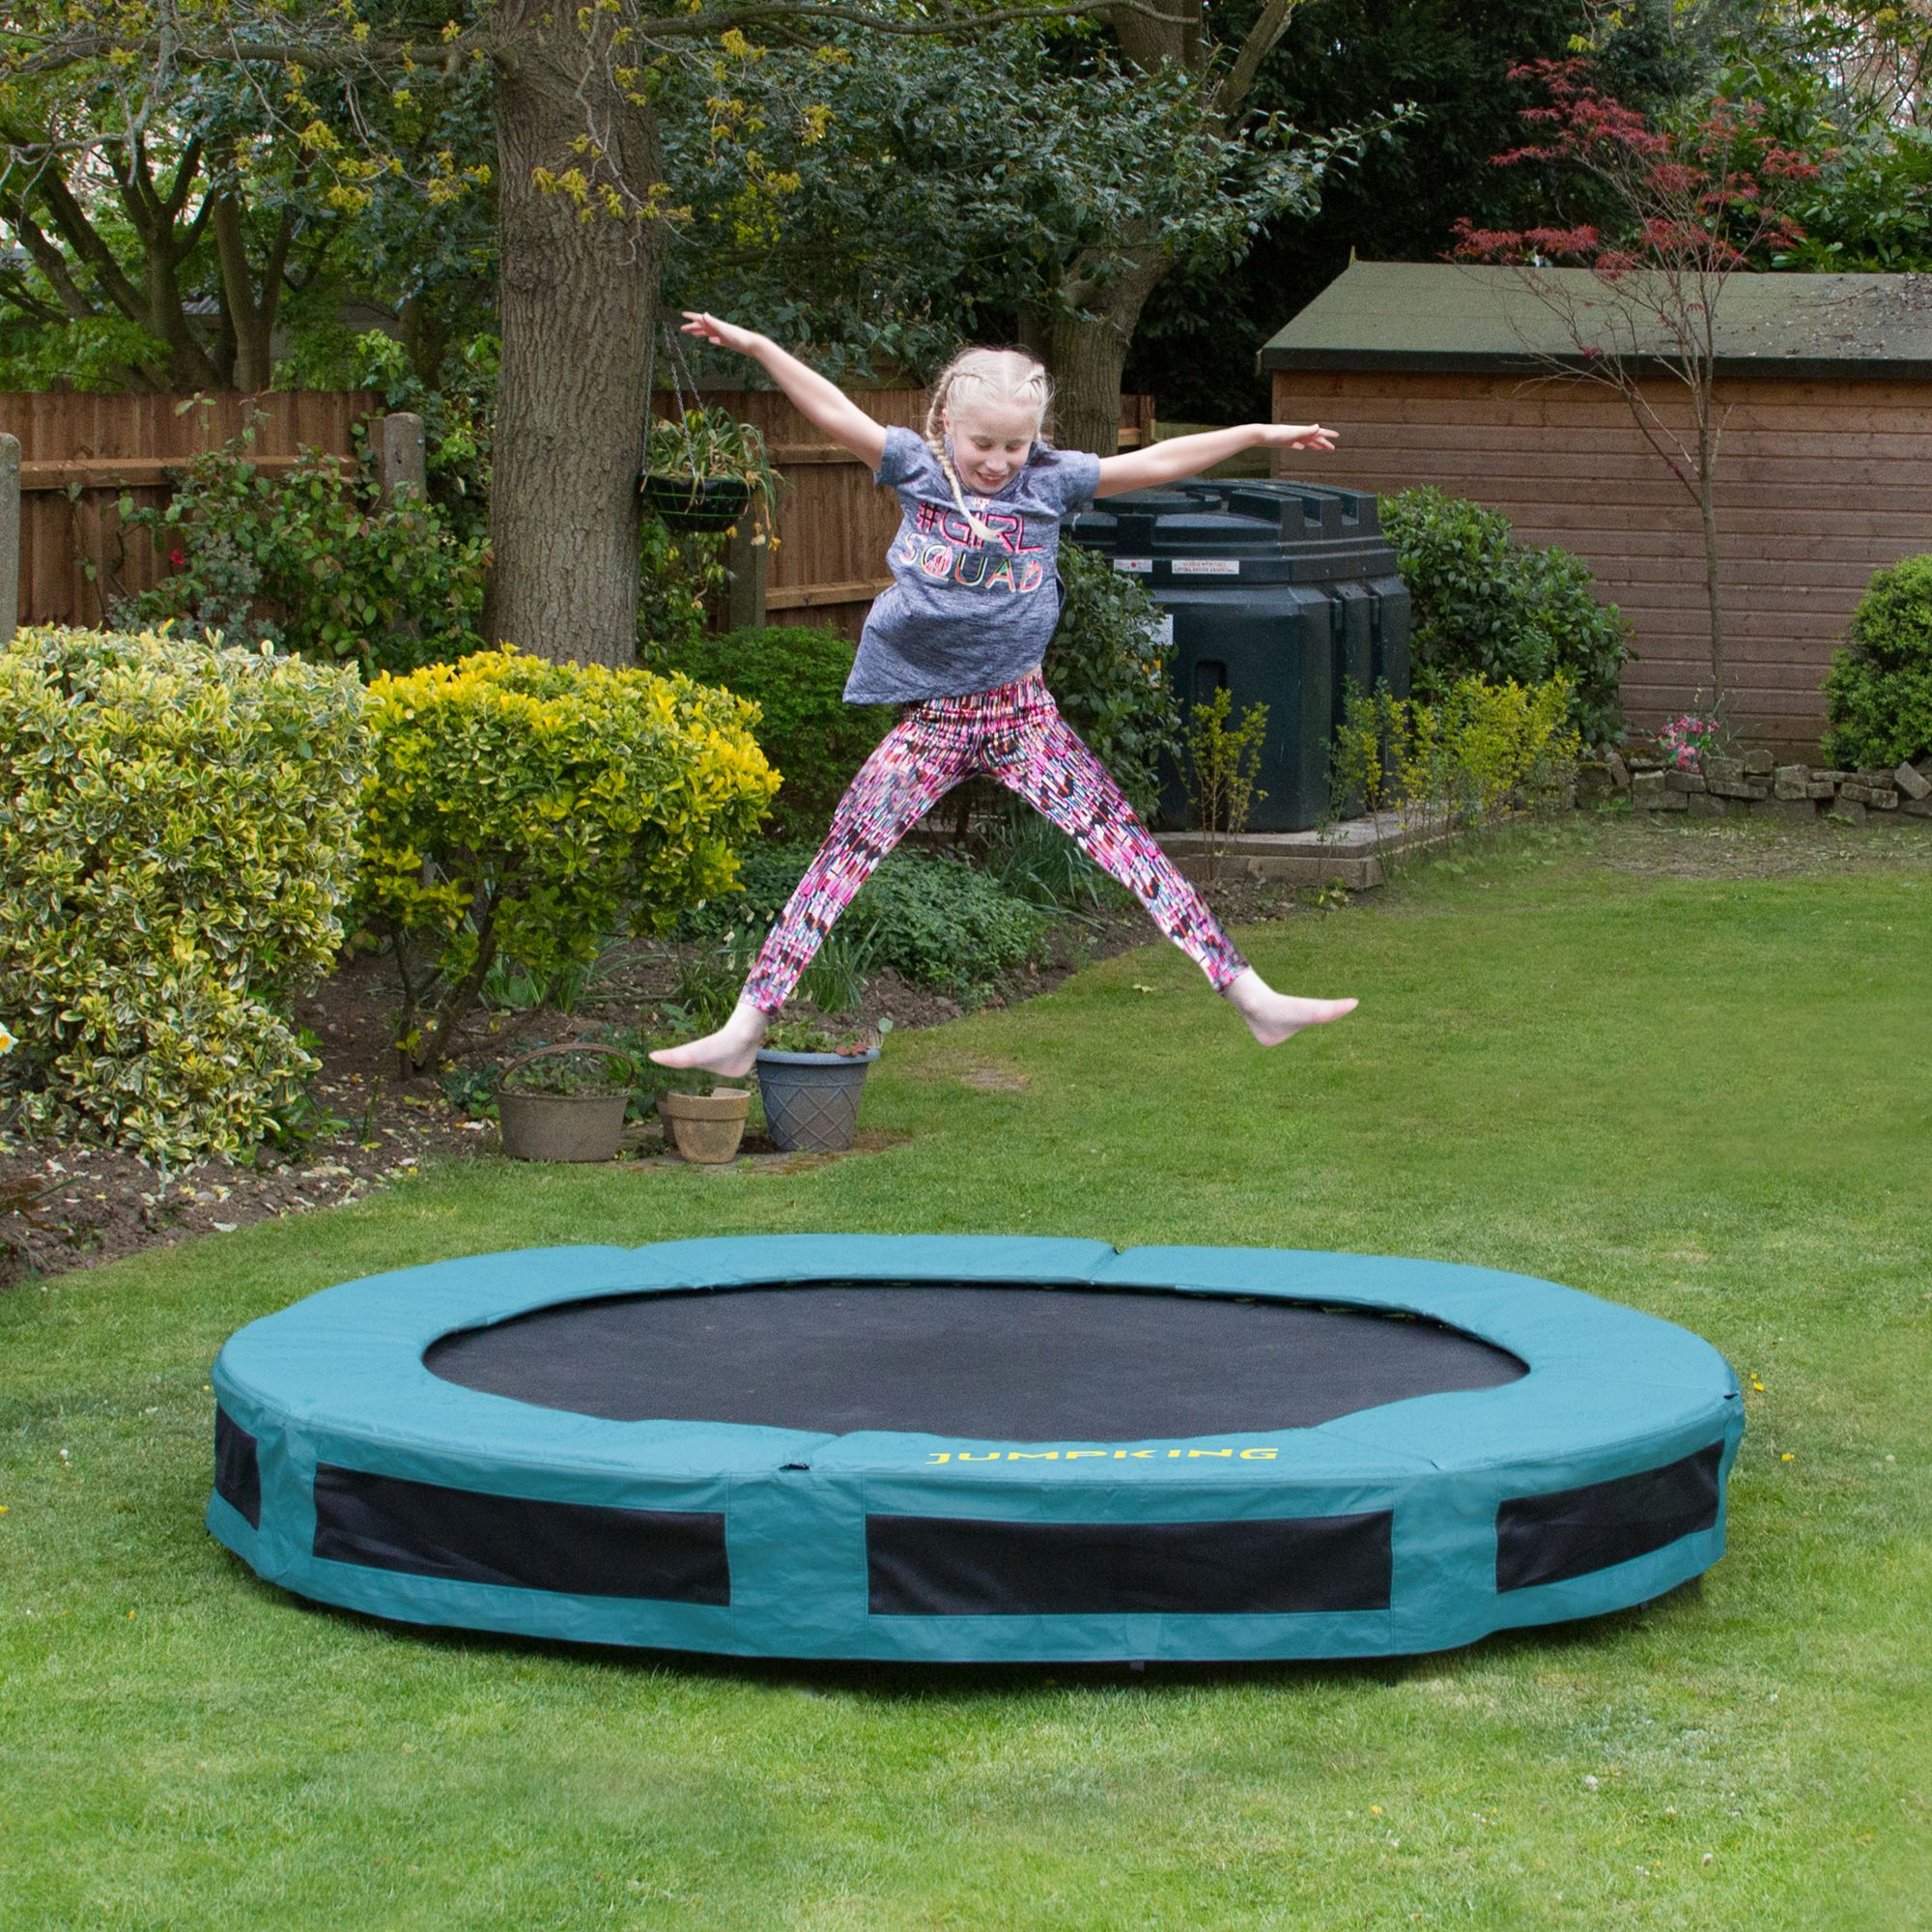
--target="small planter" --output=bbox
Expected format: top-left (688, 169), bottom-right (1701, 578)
top-left (639, 472), bottom-right (753, 533)
top-left (497, 1042), bottom-right (634, 1164)
top-left (658, 1087), bottom-right (752, 1164)
top-left (755, 1047), bottom-right (879, 1153)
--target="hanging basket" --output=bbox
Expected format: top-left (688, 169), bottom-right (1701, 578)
top-left (639, 472), bottom-right (752, 532)
top-left (496, 1042), bottom-right (634, 1163)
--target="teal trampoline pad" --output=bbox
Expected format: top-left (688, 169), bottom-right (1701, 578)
top-left (208, 1236), bottom-right (1743, 1662)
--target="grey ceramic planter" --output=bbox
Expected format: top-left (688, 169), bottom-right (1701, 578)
top-left (754, 1047), bottom-right (879, 1153)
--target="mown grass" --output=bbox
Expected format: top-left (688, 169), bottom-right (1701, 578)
top-left (3, 812), bottom-right (1928, 1930)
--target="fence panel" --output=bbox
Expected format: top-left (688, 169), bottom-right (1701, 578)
top-left (0, 390), bottom-right (380, 629)
top-left (658, 388), bottom-right (1158, 642)
top-left (1, 385), bottom-right (1154, 639)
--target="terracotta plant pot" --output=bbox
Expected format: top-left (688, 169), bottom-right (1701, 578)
top-left (658, 1087), bottom-right (752, 1164)
top-left (496, 1042), bottom-right (633, 1163)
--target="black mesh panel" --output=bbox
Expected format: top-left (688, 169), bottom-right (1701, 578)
top-left (213, 1407), bottom-right (261, 1529)
top-left (311, 1464), bottom-right (729, 1605)
top-left (868, 1511), bottom-right (1393, 1616)
top-left (1495, 1443), bottom-right (1724, 1592)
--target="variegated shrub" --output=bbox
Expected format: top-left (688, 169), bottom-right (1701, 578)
top-left (0, 626), bottom-right (370, 1167)
top-left (353, 643), bottom-right (777, 1074)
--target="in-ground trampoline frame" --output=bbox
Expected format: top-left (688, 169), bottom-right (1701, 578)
top-left (209, 1236), bottom-right (1743, 1663)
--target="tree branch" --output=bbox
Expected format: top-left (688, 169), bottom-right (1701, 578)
top-left (6, 0), bottom-right (1199, 78)
top-left (1214, 0), bottom-right (1299, 120)
top-left (161, 134), bottom-right (205, 224)
top-left (0, 266), bottom-right (66, 325)
top-left (32, 169), bottom-right (148, 320)
top-left (5, 209), bottom-right (95, 321)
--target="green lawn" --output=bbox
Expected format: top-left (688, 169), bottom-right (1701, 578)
top-left (4, 813), bottom-right (1928, 1931)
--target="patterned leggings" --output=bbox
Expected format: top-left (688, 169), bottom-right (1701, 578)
top-left (743, 670), bottom-right (1249, 1013)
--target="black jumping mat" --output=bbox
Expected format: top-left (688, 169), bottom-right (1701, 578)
top-left (425, 1281), bottom-right (1526, 1439)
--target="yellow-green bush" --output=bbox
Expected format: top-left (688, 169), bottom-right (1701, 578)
top-left (0, 626), bottom-right (370, 1166)
top-left (354, 644), bottom-right (777, 1071)
top-left (1333, 673), bottom-right (1581, 836)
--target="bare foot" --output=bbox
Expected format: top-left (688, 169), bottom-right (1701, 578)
top-left (648, 997), bottom-right (769, 1079)
top-left (1223, 968), bottom-right (1358, 1047)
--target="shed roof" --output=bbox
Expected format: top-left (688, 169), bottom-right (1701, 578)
top-left (1259, 261), bottom-right (1932, 381)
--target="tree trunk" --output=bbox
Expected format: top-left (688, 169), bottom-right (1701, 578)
top-left (1045, 256), bottom-right (1170, 457)
top-left (208, 185), bottom-right (288, 394)
top-left (1698, 446), bottom-right (1727, 722)
top-left (487, 9), bottom-right (663, 668)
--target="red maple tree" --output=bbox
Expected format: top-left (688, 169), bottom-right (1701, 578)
top-left (1448, 58), bottom-right (1826, 724)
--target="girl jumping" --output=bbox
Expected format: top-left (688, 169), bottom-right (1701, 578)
top-left (652, 314), bottom-right (1357, 1078)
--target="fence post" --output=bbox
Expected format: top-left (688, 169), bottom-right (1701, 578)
top-left (724, 519), bottom-right (767, 632)
top-left (0, 434), bottom-right (18, 643)
top-left (375, 412), bottom-right (427, 504)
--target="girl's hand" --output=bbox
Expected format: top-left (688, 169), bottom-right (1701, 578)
top-left (681, 311), bottom-right (763, 357)
top-left (1257, 421), bottom-right (1338, 453)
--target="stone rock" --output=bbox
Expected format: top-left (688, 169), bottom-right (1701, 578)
top-left (1703, 754), bottom-right (1746, 785)
top-left (1631, 772), bottom-right (1666, 809)
top-left (1828, 796), bottom-right (1867, 823)
top-left (1812, 770), bottom-right (1850, 784)
top-left (1806, 781), bottom-right (1840, 800)
top-left (1709, 779), bottom-right (1770, 800)
top-left (1904, 795), bottom-right (1932, 818)
top-left (1605, 750), bottom-right (1631, 788)
top-left (1840, 782), bottom-right (1898, 809)
top-left (1856, 768), bottom-right (1897, 788)
top-left (1665, 769), bottom-right (1708, 793)
top-left (1742, 748), bottom-right (1775, 775)
top-left (1758, 797), bottom-right (1819, 824)
top-left (1577, 761), bottom-right (1611, 798)
top-left (1894, 761), bottom-right (1932, 801)
top-left (1773, 764), bottom-right (1810, 799)
top-left (1686, 790), bottom-right (1729, 817)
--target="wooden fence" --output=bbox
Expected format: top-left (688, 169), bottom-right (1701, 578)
top-left (0, 390), bottom-right (382, 631)
top-left (0, 386), bottom-right (1157, 639)
top-left (685, 388), bottom-right (1158, 641)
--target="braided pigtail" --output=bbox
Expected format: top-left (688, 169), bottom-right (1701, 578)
top-left (926, 369), bottom-right (998, 545)
top-left (923, 347), bottom-right (1053, 546)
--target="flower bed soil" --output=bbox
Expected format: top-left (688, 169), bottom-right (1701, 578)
top-left (0, 872), bottom-right (1313, 1291)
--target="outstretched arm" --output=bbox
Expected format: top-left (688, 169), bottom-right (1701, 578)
top-left (679, 312), bottom-right (889, 470)
top-left (1094, 421), bottom-right (1338, 497)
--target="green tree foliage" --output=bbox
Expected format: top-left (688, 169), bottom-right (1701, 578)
top-left (1719, 6), bottom-right (1932, 275)
top-left (643, 626), bottom-right (895, 838)
top-left (1128, 0), bottom-right (1715, 419)
top-left (0, 5), bottom-right (496, 393)
top-left (660, 21), bottom-right (1391, 394)
top-left (1822, 556), bottom-right (1932, 771)
top-left (1379, 486), bottom-right (1630, 750)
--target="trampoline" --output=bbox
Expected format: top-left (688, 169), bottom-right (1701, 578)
top-left (208, 1236), bottom-right (1742, 1662)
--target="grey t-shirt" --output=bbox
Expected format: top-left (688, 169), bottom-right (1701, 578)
top-left (844, 424), bottom-right (1104, 704)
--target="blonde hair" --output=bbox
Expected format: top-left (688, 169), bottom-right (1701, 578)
top-left (924, 347), bottom-right (1053, 543)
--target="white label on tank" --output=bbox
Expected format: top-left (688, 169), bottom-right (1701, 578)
top-left (1112, 556), bottom-right (1154, 574)
top-left (1171, 558), bottom-right (1241, 576)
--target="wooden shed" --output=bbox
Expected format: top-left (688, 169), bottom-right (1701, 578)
top-left (1261, 261), bottom-right (1932, 755)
